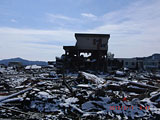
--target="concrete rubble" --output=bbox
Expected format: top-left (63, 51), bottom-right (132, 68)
top-left (0, 65), bottom-right (160, 120)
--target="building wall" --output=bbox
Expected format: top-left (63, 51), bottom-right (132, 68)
top-left (117, 58), bottom-right (137, 69)
top-left (143, 60), bottom-right (159, 70)
top-left (75, 34), bottom-right (109, 51)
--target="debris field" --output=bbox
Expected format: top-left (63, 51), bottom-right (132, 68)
top-left (0, 66), bottom-right (160, 120)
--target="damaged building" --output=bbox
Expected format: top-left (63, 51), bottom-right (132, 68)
top-left (56, 33), bottom-right (110, 73)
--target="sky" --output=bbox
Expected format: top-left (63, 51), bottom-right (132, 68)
top-left (0, 0), bottom-right (160, 61)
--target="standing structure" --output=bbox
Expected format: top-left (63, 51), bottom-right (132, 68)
top-left (56, 33), bottom-right (110, 72)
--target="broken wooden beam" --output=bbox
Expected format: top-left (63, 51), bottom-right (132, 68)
top-left (0, 87), bottom-right (32, 103)
top-left (112, 77), bottom-right (158, 90)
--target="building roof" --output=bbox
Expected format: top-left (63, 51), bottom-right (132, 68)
top-left (75, 33), bottom-right (110, 38)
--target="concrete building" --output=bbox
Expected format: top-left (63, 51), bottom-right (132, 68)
top-left (117, 54), bottom-right (160, 71)
top-left (56, 33), bottom-right (110, 72)
top-left (117, 58), bottom-right (137, 70)
top-left (143, 59), bottom-right (159, 70)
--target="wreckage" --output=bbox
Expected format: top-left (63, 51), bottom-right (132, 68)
top-left (56, 33), bottom-right (110, 73)
top-left (0, 63), bottom-right (160, 119)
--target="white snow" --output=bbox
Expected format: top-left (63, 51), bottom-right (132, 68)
top-left (25, 65), bottom-right (41, 69)
top-left (116, 71), bottom-right (126, 76)
top-left (36, 91), bottom-right (52, 100)
top-left (65, 97), bottom-right (79, 104)
top-left (77, 84), bottom-right (91, 88)
top-left (80, 72), bottom-right (105, 84)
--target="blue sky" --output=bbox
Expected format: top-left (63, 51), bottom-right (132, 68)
top-left (0, 0), bottom-right (160, 61)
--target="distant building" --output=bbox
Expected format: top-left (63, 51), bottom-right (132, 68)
top-left (118, 54), bottom-right (160, 71)
top-left (136, 58), bottom-right (144, 70)
top-left (142, 54), bottom-right (160, 71)
top-left (143, 59), bottom-right (159, 70)
top-left (108, 58), bottom-right (123, 71)
top-left (117, 58), bottom-right (137, 70)
top-left (117, 54), bottom-right (160, 71)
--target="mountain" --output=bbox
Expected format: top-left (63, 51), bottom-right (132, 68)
top-left (146, 53), bottom-right (160, 60)
top-left (0, 57), bottom-right (47, 66)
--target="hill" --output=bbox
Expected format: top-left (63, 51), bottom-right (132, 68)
top-left (0, 57), bottom-right (47, 66)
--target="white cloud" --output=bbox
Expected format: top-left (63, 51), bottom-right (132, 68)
top-left (46, 13), bottom-right (83, 29)
top-left (47, 13), bottom-right (77, 22)
top-left (81, 13), bottom-right (97, 18)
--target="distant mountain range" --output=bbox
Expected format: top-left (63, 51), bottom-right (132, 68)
top-left (146, 53), bottom-right (160, 60)
top-left (0, 57), bottom-right (48, 66)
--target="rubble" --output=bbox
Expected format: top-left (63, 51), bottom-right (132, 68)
top-left (0, 65), bottom-right (160, 119)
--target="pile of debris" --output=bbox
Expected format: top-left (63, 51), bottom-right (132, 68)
top-left (0, 66), bottom-right (160, 119)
